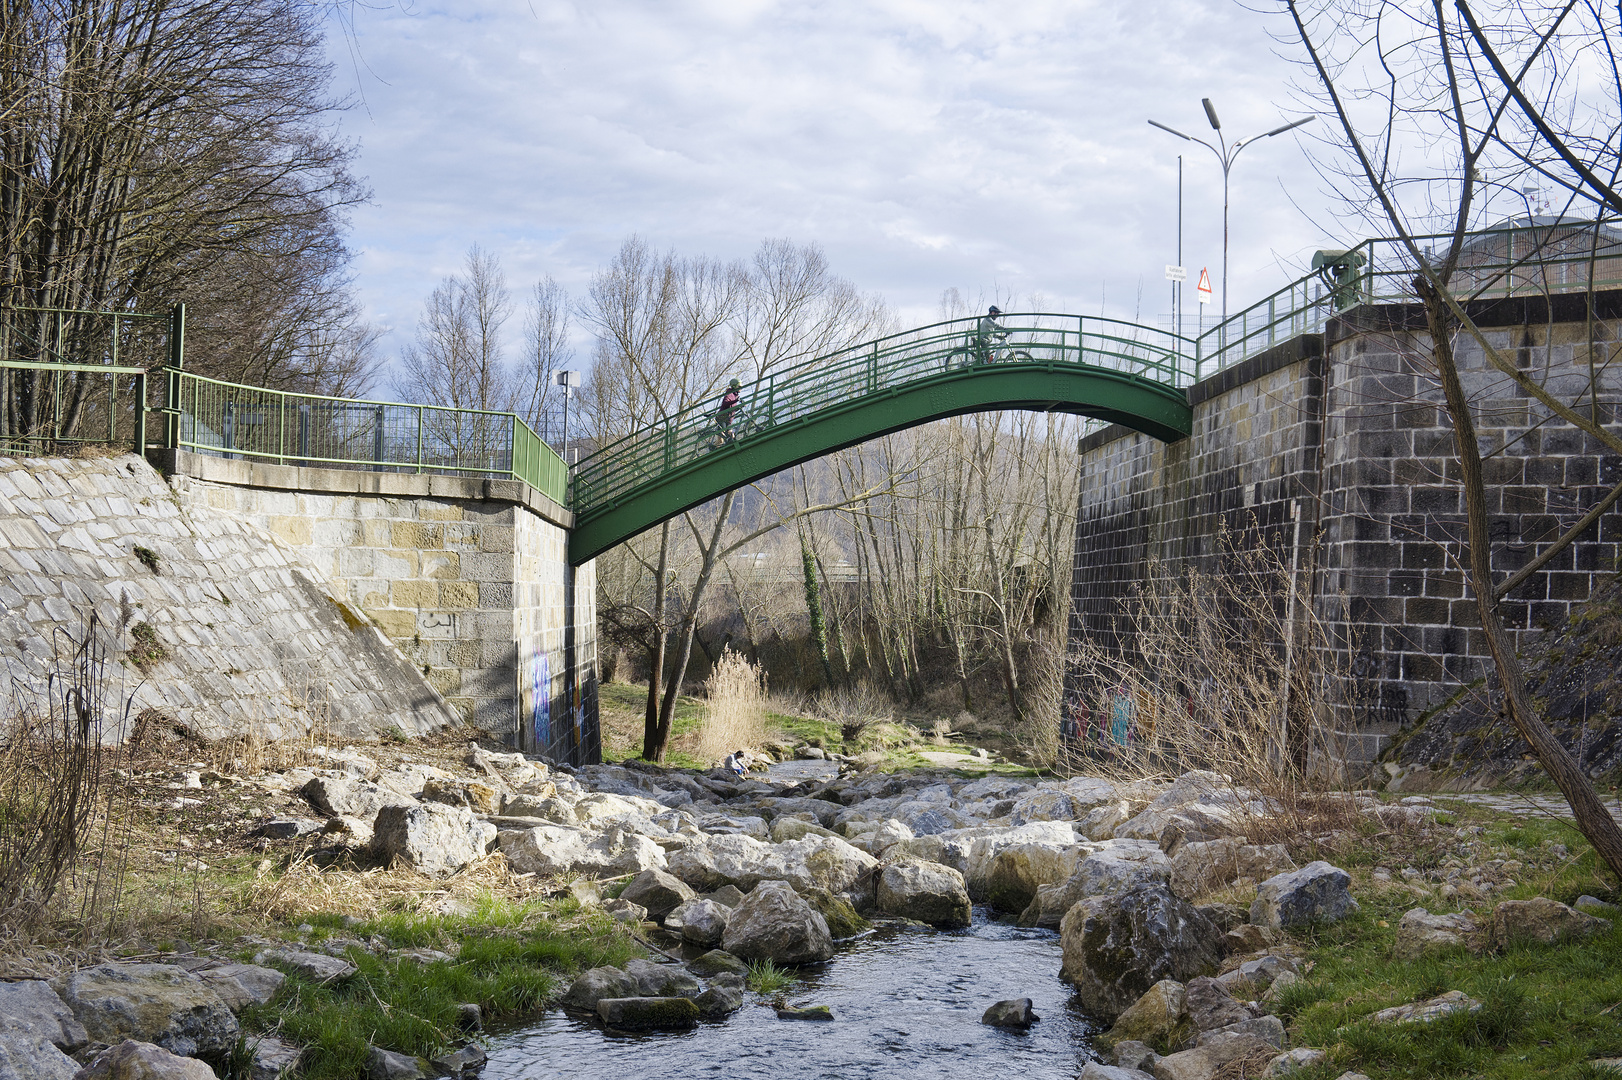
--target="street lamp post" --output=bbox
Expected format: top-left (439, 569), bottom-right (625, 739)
top-left (1149, 99), bottom-right (1314, 341)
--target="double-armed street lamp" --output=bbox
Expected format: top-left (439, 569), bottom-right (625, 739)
top-left (1149, 99), bottom-right (1315, 332)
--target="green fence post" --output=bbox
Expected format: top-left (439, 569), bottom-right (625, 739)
top-left (415, 406), bottom-right (424, 473)
top-left (135, 372), bottom-right (146, 454)
top-left (868, 343), bottom-right (877, 392)
top-left (164, 304), bottom-right (185, 450)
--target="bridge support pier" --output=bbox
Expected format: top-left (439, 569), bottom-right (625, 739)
top-left (158, 449), bottom-right (600, 764)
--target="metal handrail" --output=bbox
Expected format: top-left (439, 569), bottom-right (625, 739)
top-left (570, 312), bottom-right (1193, 516)
top-left (0, 359), bottom-right (149, 456)
top-left (1193, 221), bottom-right (1622, 376)
top-left (168, 370), bottom-right (569, 506)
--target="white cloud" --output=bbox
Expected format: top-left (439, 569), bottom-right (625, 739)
top-left (328, 0), bottom-right (1338, 362)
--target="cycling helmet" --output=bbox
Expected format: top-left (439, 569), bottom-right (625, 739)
top-left (988, 306), bottom-right (1002, 315)
top-left (728, 378), bottom-right (741, 389)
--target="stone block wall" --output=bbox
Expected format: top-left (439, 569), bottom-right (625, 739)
top-left (164, 451), bottom-right (599, 762)
top-left (1068, 289), bottom-right (1622, 765)
top-left (0, 454), bottom-right (459, 742)
top-left (1316, 296), bottom-right (1622, 752)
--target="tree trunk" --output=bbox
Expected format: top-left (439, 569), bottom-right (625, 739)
top-left (640, 520), bottom-right (671, 761)
top-left (654, 492), bottom-right (737, 757)
top-left (1421, 278), bottom-right (1622, 881)
top-left (801, 528), bottom-right (835, 688)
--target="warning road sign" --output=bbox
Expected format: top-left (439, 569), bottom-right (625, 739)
top-left (1196, 267), bottom-right (1213, 305)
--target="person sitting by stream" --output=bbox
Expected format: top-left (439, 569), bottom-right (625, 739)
top-left (723, 749), bottom-right (749, 779)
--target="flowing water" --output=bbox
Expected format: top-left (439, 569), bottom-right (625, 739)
top-left (482, 910), bottom-right (1101, 1079)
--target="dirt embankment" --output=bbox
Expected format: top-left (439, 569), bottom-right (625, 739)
top-left (1384, 573), bottom-right (1622, 792)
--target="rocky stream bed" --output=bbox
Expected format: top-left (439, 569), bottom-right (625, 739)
top-left (2, 745), bottom-right (1613, 1080)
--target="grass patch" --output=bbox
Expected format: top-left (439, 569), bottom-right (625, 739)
top-left (239, 895), bottom-right (640, 1080)
top-left (745, 958), bottom-right (793, 994)
top-left (132, 544), bottom-right (161, 573)
top-left (127, 621), bottom-right (169, 671)
top-left (1277, 803), bottom-right (1622, 1079)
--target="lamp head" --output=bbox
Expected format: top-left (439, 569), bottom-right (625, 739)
top-left (1202, 98), bottom-right (1221, 131)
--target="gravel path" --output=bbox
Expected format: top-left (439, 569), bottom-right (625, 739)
top-left (1430, 791), bottom-right (1622, 825)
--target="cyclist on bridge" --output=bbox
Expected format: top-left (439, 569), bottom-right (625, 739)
top-left (975, 306), bottom-right (1007, 364)
top-left (714, 378), bottom-right (742, 442)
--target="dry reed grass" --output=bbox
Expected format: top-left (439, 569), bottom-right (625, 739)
top-left (0, 612), bottom-right (137, 948)
top-left (696, 650), bottom-right (769, 764)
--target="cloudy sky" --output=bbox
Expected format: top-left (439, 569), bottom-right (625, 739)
top-left (325, 0), bottom-right (1345, 366)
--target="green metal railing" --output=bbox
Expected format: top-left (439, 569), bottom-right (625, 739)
top-left (570, 312), bottom-right (1193, 516)
top-left (168, 370), bottom-right (568, 505)
top-left (5, 220), bottom-right (1617, 515)
top-left (0, 360), bottom-right (150, 456)
top-left (1192, 219), bottom-right (1622, 377)
top-left (0, 305), bottom-right (169, 455)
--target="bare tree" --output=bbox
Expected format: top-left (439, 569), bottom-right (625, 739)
top-left (517, 275), bottom-right (572, 445)
top-left (396, 246), bottom-right (515, 412)
top-left (0, 0), bottom-right (368, 439)
top-left (1284, 0), bottom-right (1622, 877)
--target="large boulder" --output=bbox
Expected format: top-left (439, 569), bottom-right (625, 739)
top-left (562, 967), bottom-right (639, 1010)
top-left (73, 1039), bottom-right (218, 1080)
top-left (1059, 885), bottom-right (1223, 1022)
top-left (876, 856), bottom-right (972, 928)
top-left (720, 880), bottom-right (834, 964)
top-left (193, 964), bottom-right (284, 1010)
top-left (673, 899), bottom-right (732, 947)
top-left (372, 803), bottom-right (497, 877)
top-left (0, 980), bottom-right (87, 1053)
top-left (1249, 862), bottom-right (1357, 930)
top-left (1081, 802), bottom-right (1138, 842)
top-left (977, 840), bottom-right (1090, 913)
top-left (0, 1031), bottom-right (77, 1080)
top-left (1094, 979), bottom-right (1192, 1055)
top-left (664, 834), bottom-right (876, 903)
top-left (623, 959), bottom-right (703, 999)
top-left (1182, 977), bottom-right (1250, 1032)
top-left (1169, 838), bottom-right (1295, 899)
top-left (1394, 908), bottom-right (1481, 959)
top-left (49, 965), bottom-right (237, 1060)
top-left (252, 948), bottom-right (356, 983)
top-left (962, 821), bottom-right (1082, 888)
top-left (300, 775), bottom-right (415, 819)
top-left (1022, 841), bottom-right (1171, 929)
top-left (499, 824), bottom-right (667, 878)
top-left (1491, 897), bottom-right (1607, 948)
top-left (981, 998), bottom-right (1039, 1028)
top-left (619, 868), bottom-right (697, 921)
top-left (595, 996), bottom-right (700, 1030)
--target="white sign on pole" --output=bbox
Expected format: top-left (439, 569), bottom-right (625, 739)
top-left (1164, 265), bottom-right (1186, 282)
top-left (1196, 267), bottom-right (1213, 305)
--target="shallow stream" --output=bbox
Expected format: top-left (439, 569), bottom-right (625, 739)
top-left (482, 910), bottom-right (1101, 1079)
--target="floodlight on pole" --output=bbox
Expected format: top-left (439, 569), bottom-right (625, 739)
top-left (1148, 103), bottom-right (1315, 339)
top-left (554, 370), bottom-right (581, 464)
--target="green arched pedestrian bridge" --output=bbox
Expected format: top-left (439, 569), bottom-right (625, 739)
top-left (568, 313), bottom-right (1198, 564)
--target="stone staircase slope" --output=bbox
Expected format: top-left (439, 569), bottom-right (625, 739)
top-left (0, 453), bottom-right (458, 742)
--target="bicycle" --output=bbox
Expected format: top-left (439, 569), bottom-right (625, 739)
top-left (943, 331), bottom-right (1033, 371)
top-left (700, 412), bottom-right (764, 452)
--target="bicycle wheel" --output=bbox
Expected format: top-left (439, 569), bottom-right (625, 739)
top-left (1010, 350), bottom-right (1033, 362)
top-left (944, 348), bottom-right (972, 372)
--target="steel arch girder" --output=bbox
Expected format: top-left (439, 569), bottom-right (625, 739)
top-left (567, 364), bottom-right (1190, 565)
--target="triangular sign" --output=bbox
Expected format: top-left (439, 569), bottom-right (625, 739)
top-left (1196, 267), bottom-right (1213, 304)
